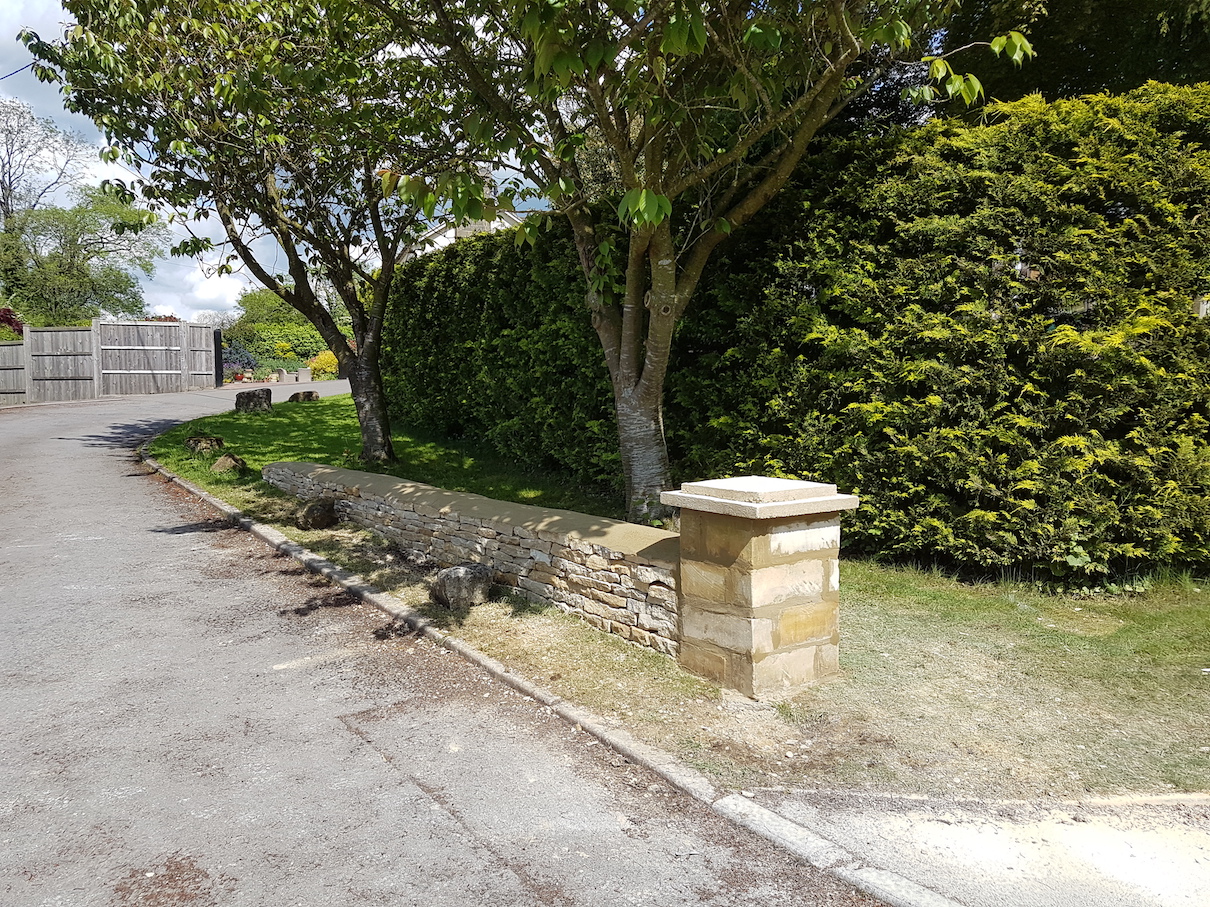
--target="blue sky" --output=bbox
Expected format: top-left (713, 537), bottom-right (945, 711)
top-left (1, 1), bottom-right (254, 321)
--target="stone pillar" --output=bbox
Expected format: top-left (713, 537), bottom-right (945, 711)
top-left (661, 477), bottom-right (859, 700)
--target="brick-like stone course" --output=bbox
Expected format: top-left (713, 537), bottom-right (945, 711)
top-left (263, 462), bottom-right (680, 656)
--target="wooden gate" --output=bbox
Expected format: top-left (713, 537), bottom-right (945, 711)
top-left (0, 321), bottom-right (217, 406)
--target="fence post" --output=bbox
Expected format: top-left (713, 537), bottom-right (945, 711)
top-left (179, 320), bottom-right (189, 390)
top-left (91, 319), bottom-right (102, 395)
top-left (21, 328), bottom-right (34, 402)
top-left (662, 476), bottom-right (860, 700)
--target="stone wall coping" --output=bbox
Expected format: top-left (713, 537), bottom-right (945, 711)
top-left (679, 475), bottom-right (838, 503)
top-left (266, 461), bottom-right (679, 569)
top-left (662, 477), bottom-right (859, 520)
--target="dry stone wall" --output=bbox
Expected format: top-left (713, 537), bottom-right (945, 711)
top-left (263, 462), bottom-right (681, 655)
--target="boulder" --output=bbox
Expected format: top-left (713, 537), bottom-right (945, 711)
top-left (430, 563), bottom-right (495, 609)
top-left (296, 497), bottom-right (339, 530)
top-left (234, 388), bottom-right (272, 413)
top-left (185, 435), bottom-right (224, 453)
top-left (288, 391), bottom-right (321, 402)
top-left (210, 453), bottom-right (247, 473)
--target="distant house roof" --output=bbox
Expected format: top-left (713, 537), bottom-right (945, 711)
top-left (410, 211), bottom-right (526, 258)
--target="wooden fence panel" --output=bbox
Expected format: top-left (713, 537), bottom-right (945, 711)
top-left (99, 321), bottom-right (184, 396)
top-left (0, 321), bottom-right (217, 403)
top-left (27, 327), bottom-right (96, 403)
top-left (0, 341), bottom-right (25, 405)
top-left (186, 323), bottom-right (216, 389)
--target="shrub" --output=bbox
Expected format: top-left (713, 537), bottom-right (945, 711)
top-left (383, 227), bottom-right (620, 489)
top-left (383, 84), bottom-right (1210, 580)
top-left (667, 83), bottom-right (1210, 581)
top-left (0, 307), bottom-right (23, 341)
top-left (308, 349), bottom-right (339, 380)
top-left (225, 323), bottom-right (328, 363)
top-left (221, 336), bottom-right (257, 382)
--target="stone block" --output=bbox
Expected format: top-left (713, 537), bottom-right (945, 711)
top-left (752, 644), bottom-right (839, 694)
top-left (772, 602), bottom-right (838, 649)
top-left (646, 583), bottom-right (676, 606)
top-left (739, 558), bottom-right (825, 608)
top-left (679, 560), bottom-right (728, 604)
top-left (518, 577), bottom-right (552, 597)
top-left (590, 589), bottom-right (628, 610)
top-left (824, 558), bottom-right (840, 595)
top-left (681, 608), bottom-right (773, 654)
top-left (678, 641), bottom-right (743, 694)
top-left (552, 556), bottom-right (586, 576)
top-left (651, 636), bottom-right (679, 657)
top-left (609, 621), bottom-right (631, 640)
top-left (768, 516), bottom-right (840, 557)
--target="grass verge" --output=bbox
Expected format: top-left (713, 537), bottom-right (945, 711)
top-left (149, 395), bottom-right (1210, 800)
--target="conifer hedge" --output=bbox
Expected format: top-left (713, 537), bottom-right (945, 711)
top-left (383, 83), bottom-right (1210, 582)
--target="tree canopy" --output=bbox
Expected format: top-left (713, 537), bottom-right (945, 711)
top-left (375, 0), bottom-right (1024, 516)
top-left (0, 95), bottom-right (95, 226)
top-left (0, 185), bottom-right (167, 326)
top-left (24, 0), bottom-right (476, 461)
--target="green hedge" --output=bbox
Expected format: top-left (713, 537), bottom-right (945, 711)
top-left (384, 83), bottom-right (1210, 581)
top-left (225, 322), bottom-right (329, 365)
top-left (383, 227), bottom-right (620, 488)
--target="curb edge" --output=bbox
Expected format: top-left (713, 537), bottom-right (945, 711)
top-left (140, 450), bottom-right (966, 907)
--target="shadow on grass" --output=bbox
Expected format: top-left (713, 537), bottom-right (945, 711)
top-left (404, 587), bottom-right (556, 631)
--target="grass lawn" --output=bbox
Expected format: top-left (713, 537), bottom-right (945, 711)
top-left (149, 394), bottom-right (1210, 799)
top-left (149, 393), bottom-right (624, 519)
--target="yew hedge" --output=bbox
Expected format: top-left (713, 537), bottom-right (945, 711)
top-left (383, 84), bottom-right (1210, 582)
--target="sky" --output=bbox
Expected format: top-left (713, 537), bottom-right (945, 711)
top-left (1, 1), bottom-right (256, 322)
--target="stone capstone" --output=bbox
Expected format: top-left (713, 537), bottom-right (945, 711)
top-left (288, 391), bottom-right (321, 403)
top-left (210, 453), bottom-right (247, 473)
top-left (235, 388), bottom-right (272, 413)
top-left (296, 497), bottom-right (339, 530)
top-left (185, 435), bottom-right (224, 453)
top-left (431, 563), bottom-right (495, 609)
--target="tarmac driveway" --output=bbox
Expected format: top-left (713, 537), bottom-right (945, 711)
top-left (0, 385), bottom-right (876, 907)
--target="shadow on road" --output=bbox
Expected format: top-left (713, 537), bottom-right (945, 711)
top-left (278, 591), bottom-right (357, 617)
top-left (149, 520), bottom-right (231, 536)
top-left (59, 418), bottom-right (186, 449)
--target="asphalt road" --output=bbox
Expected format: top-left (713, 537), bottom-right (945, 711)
top-left (0, 385), bottom-right (878, 907)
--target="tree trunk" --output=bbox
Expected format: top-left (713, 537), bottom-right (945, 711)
top-left (614, 387), bottom-right (672, 522)
top-left (346, 353), bottom-right (395, 463)
top-left (577, 218), bottom-right (682, 523)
